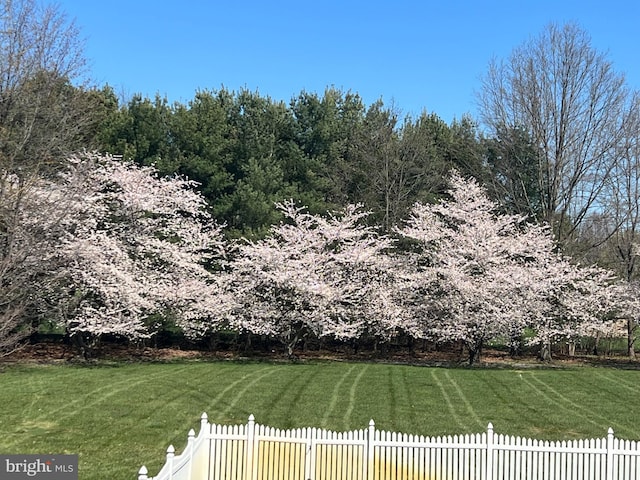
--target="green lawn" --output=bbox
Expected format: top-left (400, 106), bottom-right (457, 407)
top-left (0, 360), bottom-right (638, 480)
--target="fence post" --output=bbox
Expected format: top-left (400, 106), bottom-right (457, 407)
top-left (200, 412), bottom-right (209, 434)
top-left (137, 465), bottom-right (148, 480)
top-left (485, 423), bottom-right (494, 480)
top-left (245, 415), bottom-right (256, 480)
top-left (186, 428), bottom-right (195, 480)
top-left (365, 420), bottom-right (375, 480)
top-left (606, 428), bottom-right (614, 480)
top-left (165, 445), bottom-right (175, 480)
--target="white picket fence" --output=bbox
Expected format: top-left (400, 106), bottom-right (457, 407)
top-left (138, 413), bottom-right (640, 480)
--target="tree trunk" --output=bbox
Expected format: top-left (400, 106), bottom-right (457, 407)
top-left (70, 332), bottom-right (98, 360)
top-left (468, 348), bottom-right (478, 366)
top-left (509, 335), bottom-right (522, 357)
top-left (285, 331), bottom-right (302, 359)
top-left (628, 318), bottom-right (636, 358)
top-left (243, 333), bottom-right (252, 353)
top-left (467, 340), bottom-right (483, 366)
top-left (539, 340), bottom-right (552, 361)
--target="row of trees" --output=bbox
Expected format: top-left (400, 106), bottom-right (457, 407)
top-left (97, 88), bottom-right (488, 238)
top-left (226, 170), bottom-right (632, 364)
top-left (4, 152), bottom-right (633, 363)
top-left (1, 0), bottom-right (639, 360)
top-left (95, 23), bottom-right (640, 288)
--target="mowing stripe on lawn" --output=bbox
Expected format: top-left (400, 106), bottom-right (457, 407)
top-left (399, 367), bottom-right (418, 429)
top-left (1, 367), bottom-right (94, 421)
top-left (1, 364), bottom-right (197, 451)
top-left (473, 371), bottom-right (540, 430)
top-left (387, 366), bottom-right (398, 426)
top-left (43, 364), bottom-right (195, 422)
top-left (443, 370), bottom-right (484, 429)
top-left (206, 365), bottom-right (279, 424)
top-left (430, 369), bottom-right (468, 431)
top-left (165, 364), bottom-right (251, 412)
top-left (528, 373), bottom-right (636, 438)
top-left (217, 367), bottom-right (280, 422)
top-left (17, 373), bottom-right (43, 423)
top-left (7, 364), bottom-right (193, 428)
top-left (321, 364), bottom-right (359, 428)
top-left (30, 365), bottom-right (177, 415)
top-left (283, 366), bottom-right (323, 426)
top-left (260, 366), bottom-right (312, 422)
top-left (342, 364), bottom-right (369, 430)
top-left (592, 369), bottom-right (640, 394)
top-left (518, 373), bottom-right (606, 432)
top-left (0, 366), bottom-right (88, 391)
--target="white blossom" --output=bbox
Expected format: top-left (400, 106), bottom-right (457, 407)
top-left (225, 200), bottom-right (399, 356)
top-left (41, 152), bottom-right (228, 339)
top-left (397, 172), bottom-right (617, 362)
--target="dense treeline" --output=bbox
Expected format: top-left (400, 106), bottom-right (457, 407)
top-left (95, 87), bottom-right (497, 238)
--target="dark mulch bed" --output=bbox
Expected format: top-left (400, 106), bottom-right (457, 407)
top-left (2, 339), bottom-right (639, 369)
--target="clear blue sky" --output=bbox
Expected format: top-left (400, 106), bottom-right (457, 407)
top-left (58, 0), bottom-right (640, 124)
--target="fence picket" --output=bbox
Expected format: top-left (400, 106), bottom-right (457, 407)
top-left (141, 415), bottom-right (640, 480)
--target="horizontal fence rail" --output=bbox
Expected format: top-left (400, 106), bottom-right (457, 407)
top-left (138, 414), bottom-right (640, 480)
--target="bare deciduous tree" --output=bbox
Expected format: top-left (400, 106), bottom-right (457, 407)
top-left (597, 92), bottom-right (640, 357)
top-left (0, 0), bottom-right (95, 354)
top-left (0, 0), bottom-right (90, 174)
top-left (478, 22), bottom-right (631, 248)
